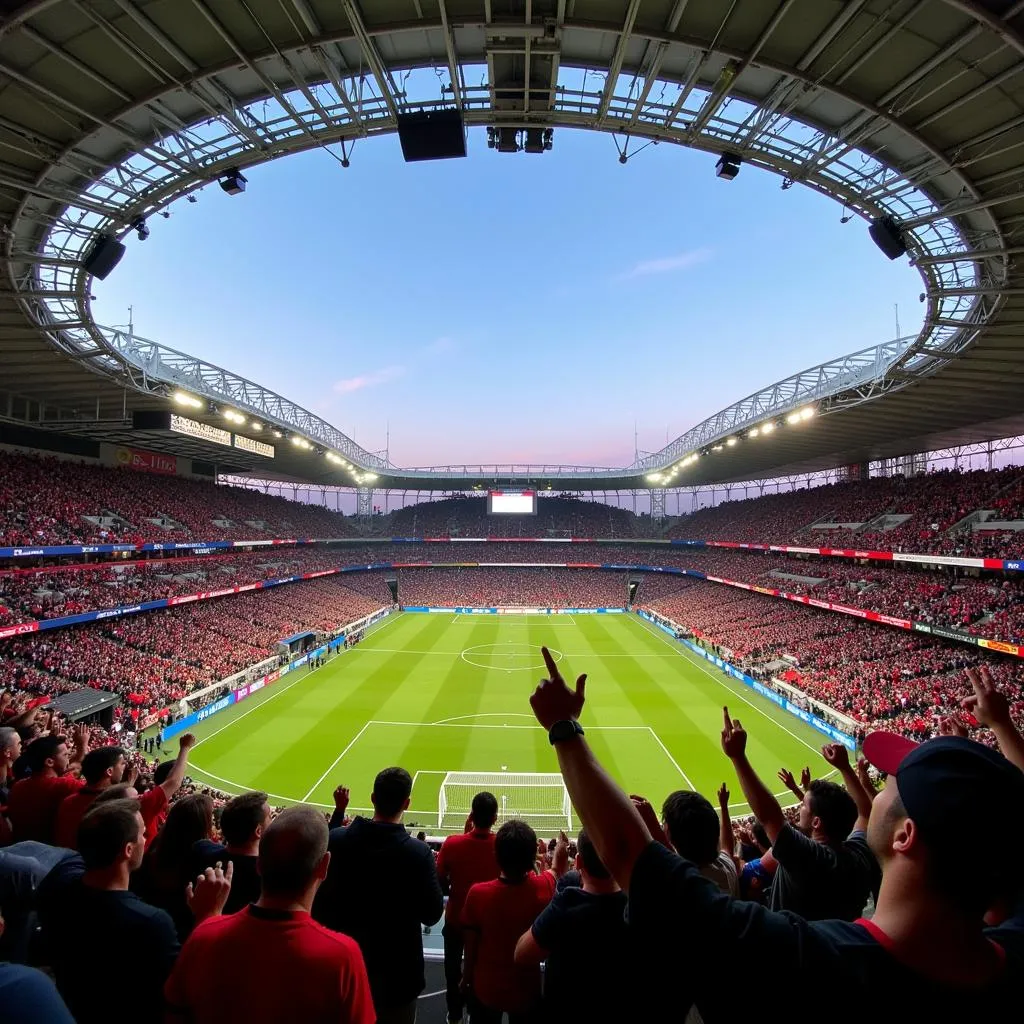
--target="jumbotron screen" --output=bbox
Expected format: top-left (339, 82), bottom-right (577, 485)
top-left (488, 490), bottom-right (537, 515)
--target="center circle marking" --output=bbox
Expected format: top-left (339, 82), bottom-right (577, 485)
top-left (460, 643), bottom-right (564, 673)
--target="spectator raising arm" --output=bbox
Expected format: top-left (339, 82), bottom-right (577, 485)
top-left (717, 784), bottom-right (735, 865)
top-left (777, 768), bottom-right (804, 802)
top-left (158, 733), bottom-right (196, 800)
top-left (820, 743), bottom-right (872, 833)
top-left (529, 648), bottom-right (651, 892)
top-left (720, 709), bottom-right (786, 843)
top-left (962, 665), bottom-right (1024, 772)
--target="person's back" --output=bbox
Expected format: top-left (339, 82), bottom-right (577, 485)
top-left (166, 806), bottom-right (374, 1024)
top-left (37, 801), bottom-right (179, 1023)
top-left (516, 829), bottom-right (633, 1019)
top-left (312, 768), bottom-right (442, 1022)
top-left (462, 820), bottom-right (556, 1021)
top-left (436, 792), bottom-right (499, 1024)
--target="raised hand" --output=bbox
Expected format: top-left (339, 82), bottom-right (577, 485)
top-left (800, 766), bottom-right (812, 790)
top-left (720, 707), bottom-right (747, 760)
top-left (333, 785), bottom-right (350, 813)
top-left (939, 714), bottom-right (969, 738)
top-left (530, 647), bottom-right (586, 730)
top-left (717, 783), bottom-right (730, 806)
top-left (630, 794), bottom-right (669, 847)
top-left (821, 743), bottom-right (850, 770)
top-left (777, 768), bottom-right (797, 791)
top-left (962, 665), bottom-right (1012, 728)
top-left (186, 861), bottom-right (234, 922)
top-left (179, 732), bottom-right (197, 751)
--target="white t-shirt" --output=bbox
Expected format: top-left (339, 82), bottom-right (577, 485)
top-left (700, 851), bottom-right (739, 897)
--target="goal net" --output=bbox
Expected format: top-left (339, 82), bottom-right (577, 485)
top-left (437, 771), bottom-right (572, 831)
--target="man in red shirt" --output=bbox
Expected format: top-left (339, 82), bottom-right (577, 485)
top-left (7, 727), bottom-right (89, 843)
top-left (436, 792), bottom-right (499, 1024)
top-left (165, 804), bottom-right (375, 1024)
top-left (53, 746), bottom-right (127, 849)
top-left (461, 820), bottom-right (563, 1024)
top-left (138, 732), bottom-right (196, 843)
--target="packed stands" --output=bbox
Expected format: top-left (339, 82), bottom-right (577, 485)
top-left (1, 575), bottom-right (391, 712)
top-left (639, 575), bottom-right (1024, 739)
top-left (0, 449), bottom-right (354, 545)
top-left (387, 495), bottom-right (642, 538)
top-left (669, 466), bottom-right (1024, 556)
top-left (397, 567), bottom-right (627, 607)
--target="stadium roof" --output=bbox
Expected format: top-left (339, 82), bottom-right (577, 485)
top-left (3, 0), bottom-right (1024, 492)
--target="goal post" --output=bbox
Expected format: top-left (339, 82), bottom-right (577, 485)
top-left (437, 771), bottom-right (572, 832)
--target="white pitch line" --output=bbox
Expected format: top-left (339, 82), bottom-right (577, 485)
top-left (301, 721), bottom-right (375, 801)
top-left (191, 610), bottom-right (407, 753)
top-left (352, 647), bottom-right (675, 658)
top-left (646, 726), bottom-right (698, 790)
top-left (369, 719), bottom-right (650, 731)
top-left (632, 615), bottom-right (828, 757)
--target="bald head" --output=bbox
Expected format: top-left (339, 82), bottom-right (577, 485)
top-left (258, 806), bottom-right (329, 898)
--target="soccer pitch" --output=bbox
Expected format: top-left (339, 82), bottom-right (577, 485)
top-left (184, 612), bottom-right (835, 833)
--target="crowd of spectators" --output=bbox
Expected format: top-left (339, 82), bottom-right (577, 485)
top-left (0, 450), bottom-right (354, 546)
top-left (0, 548), bottom-right (360, 626)
top-left (0, 575), bottom-right (392, 719)
top-left (397, 568), bottom-right (628, 608)
top-left (669, 465), bottom-right (1024, 557)
top-left (387, 496), bottom-right (644, 539)
top-left (3, 645), bottom-right (1024, 1022)
top-left (639, 575), bottom-right (1024, 740)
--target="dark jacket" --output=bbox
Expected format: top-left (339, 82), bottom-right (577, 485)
top-left (312, 816), bottom-right (443, 1009)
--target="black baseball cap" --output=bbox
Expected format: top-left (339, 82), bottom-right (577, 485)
top-left (863, 732), bottom-right (1024, 880)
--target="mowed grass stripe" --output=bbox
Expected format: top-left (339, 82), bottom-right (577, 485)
top-left (186, 612), bottom-right (839, 825)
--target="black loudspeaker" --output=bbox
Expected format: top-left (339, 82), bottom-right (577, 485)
top-left (868, 215), bottom-right (907, 260)
top-left (83, 234), bottom-right (126, 280)
top-left (396, 109), bottom-right (467, 162)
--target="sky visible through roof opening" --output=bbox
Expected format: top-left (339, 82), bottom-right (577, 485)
top-left (91, 128), bottom-right (923, 471)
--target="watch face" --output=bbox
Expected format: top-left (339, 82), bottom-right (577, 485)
top-left (550, 720), bottom-right (579, 743)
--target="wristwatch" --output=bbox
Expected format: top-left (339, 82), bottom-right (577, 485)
top-left (548, 719), bottom-right (585, 745)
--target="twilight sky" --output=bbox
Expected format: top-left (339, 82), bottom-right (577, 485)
top-left (92, 128), bottom-right (923, 470)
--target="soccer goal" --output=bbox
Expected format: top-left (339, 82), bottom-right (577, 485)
top-left (437, 771), bottom-right (572, 832)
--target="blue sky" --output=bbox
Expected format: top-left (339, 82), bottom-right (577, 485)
top-left (92, 129), bottom-right (923, 470)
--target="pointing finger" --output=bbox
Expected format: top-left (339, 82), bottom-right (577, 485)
top-left (575, 673), bottom-right (587, 700)
top-left (541, 646), bottom-right (561, 681)
top-left (723, 706), bottom-right (731, 732)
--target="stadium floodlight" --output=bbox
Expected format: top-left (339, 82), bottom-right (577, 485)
top-left (219, 168), bottom-right (247, 195)
top-left (726, 437), bottom-right (738, 446)
top-left (761, 422), bottom-right (775, 434)
top-left (250, 421), bottom-right (262, 431)
top-left (271, 429), bottom-right (283, 439)
top-left (364, 473), bottom-right (378, 482)
top-left (715, 153), bottom-right (741, 180)
top-left (786, 411), bottom-right (802, 425)
top-left (712, 444), bottom-right (723, 452)
top-left (800, 406), bottom-right (815, 421)
top-left (172, 391), bottom-right (203, 409)
top-left (646, 473), bottom-right (661, 482)
top-left (748, 427), bottom-right (760, 437)
top-left (224, 409), bottom-right (246, 425)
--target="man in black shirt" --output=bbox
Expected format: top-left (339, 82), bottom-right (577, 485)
top-left (313, 767), bottom-right (443, 1024)
top-left (722, 715), bottom-right (878, 920)
top-left (514, 828), bottom-right (634, 1019)
top-left (528, 647), bottom-right (1024, 1024)
top-left (36, 799), bottom-right (181, 1023)
top-left (192, 790), bottom-right (269, 913)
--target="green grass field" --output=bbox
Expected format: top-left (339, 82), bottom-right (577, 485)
top-left (183, 611), bottom-right (835, 834)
